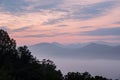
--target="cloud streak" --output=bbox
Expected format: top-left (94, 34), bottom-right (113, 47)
top-left (13, 26), bottom-right (31, 32)
top-left (0, 26), bottom-right (31, 33)
top-left (82, 27), bottom-right (120, 36)
top-left (22, 32), bottom-right (71, 38)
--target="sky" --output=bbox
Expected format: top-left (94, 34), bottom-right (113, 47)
top-left (0, 0), bottom-right (120, 45)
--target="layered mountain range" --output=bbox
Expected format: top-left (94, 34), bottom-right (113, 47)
top-left (29, 42), bottom-right (120, 60)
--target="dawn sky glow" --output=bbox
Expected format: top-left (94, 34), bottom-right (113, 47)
top-left (0, 0), bottom-right (120, 45)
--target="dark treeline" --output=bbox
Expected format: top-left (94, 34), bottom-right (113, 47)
top-left (0, 29), bottom-right (116, 80)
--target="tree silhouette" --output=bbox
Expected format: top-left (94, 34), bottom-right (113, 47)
top-left (0, 29), bottom-right (18, 80)
top-left (94, 76), bottom-right (109, 80)
top-left (64, 72), bottom-right (111, 80)
top-left (0, 29), bottom-right (63, 80)
top-left (64, 72), bottom-right (83, 80)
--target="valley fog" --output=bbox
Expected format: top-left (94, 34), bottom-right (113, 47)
top-left (33, 54), bottom-right (120, 79)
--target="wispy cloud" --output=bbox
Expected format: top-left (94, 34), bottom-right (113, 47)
top-left (80, 26), bottom-right (92, 28)
top-left (0, 26), bottom-right (31, 33)
top-left (57, 25), bottom-right (68, 27)
top-left (73, 0), bottom-right (117, 19)
top-left (42, 17), bottom-right (66, 25)
top-left (0, 0), bottom-right (63, 14)
top-left (82, 27), bottom-right (120, 36)
top-left (13, 26), bottom-right (31, 32)
top-left (114, 21), bottom-right (120, 24)
top-left (0, 0), bottom-right (28, 13)
top-left (21, 32), bottom-right (72, 38)
top-left (27, 0), bottom-right (63, 11)
top-left (41, 0), bottom-right (119, 25)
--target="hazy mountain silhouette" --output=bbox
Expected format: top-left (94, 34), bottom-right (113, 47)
top-left (52, 42), bottom-right (84, 49)
top-left (29, 42), bottom-right (120, 60)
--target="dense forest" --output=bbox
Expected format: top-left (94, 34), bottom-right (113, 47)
top-left (0, 29), bottom-right (116, 80)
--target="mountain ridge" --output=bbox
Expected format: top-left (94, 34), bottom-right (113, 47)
top-left (29, 42), bottom-right (120, 60)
